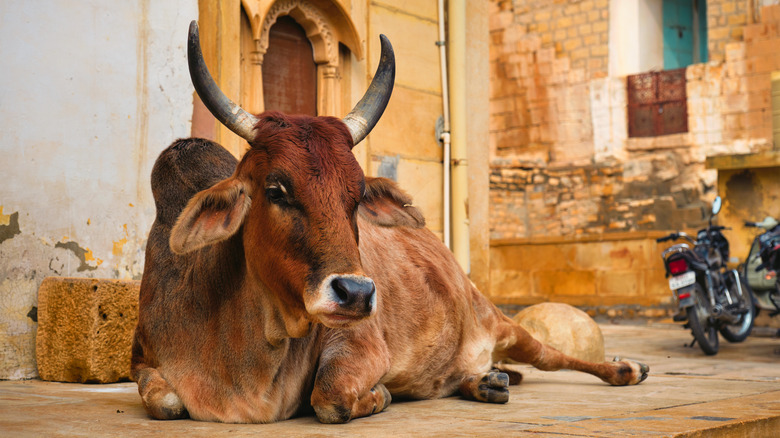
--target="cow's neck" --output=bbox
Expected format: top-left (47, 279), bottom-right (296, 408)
top-left (244, 267), bottom-right (314, 347)
top-left (197, 235), bottom-right (314, 348)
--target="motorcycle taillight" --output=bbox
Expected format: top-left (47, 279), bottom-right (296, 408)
top-left (669, 258), bottom-right (688, 275)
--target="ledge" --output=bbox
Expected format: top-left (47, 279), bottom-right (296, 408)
top-left (490, 230), bottom-right (672, 247)
top-left (705, 150), bottom-right (780, 170)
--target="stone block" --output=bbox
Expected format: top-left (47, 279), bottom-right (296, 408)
top-left (511, 302), bottom-right (605, 363)
top-left (369, 10), bottom-right (440, 93)
top-left (369, 85), bottom-right (443, 162)
top-left (36, 277), bottom-right (140, 383)
top-left (596, 270), bottom-right (643, 297)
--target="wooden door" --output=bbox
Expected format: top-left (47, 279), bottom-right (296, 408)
top-left (663, 0), bottom-right (694, 69)
top-left (262, 16), bottom-right (317, 116)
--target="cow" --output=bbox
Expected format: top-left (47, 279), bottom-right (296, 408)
top-left (131, 21), bottom-right (649, 424)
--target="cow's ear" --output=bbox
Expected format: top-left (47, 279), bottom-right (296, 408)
top-left (170, 178), bottom-right (251, 254)
top-left (358, 177), bottom-right (425, 228)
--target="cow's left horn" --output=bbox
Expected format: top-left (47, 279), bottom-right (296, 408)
top-left (188, 21), bottom-right (258, 142)
top-left (342, 35), bottom-right (395, 147)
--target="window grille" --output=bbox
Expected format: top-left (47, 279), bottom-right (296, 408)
top-left (627, 68), bottom-right (688, 138)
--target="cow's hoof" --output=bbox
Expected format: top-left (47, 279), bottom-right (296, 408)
top-left (144, 389), bottom-right (188, 420)
top-left (492, 364), bottom-right (524, 385)
top-left (371, 383), bottom-right (392, 414)
top-left (314, 383), bottom-right (392, 424)
top-left (136, 368), bottom-right (189, 420)
top-left (608, 357), bottom-right (649, 385)
top-left (477, 371), bottom-right (510, 404)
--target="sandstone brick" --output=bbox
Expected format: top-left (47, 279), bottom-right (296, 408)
top-left (727, 13), bottom-right (746, 27)
top-left (555, 17), bottom-right (573, 28)
top-left (36, 277), bottom-right (140, 383)
top-left (762, 5), bottom-right (780, 22)
top-left (596, 270), bottom-right (643, 297)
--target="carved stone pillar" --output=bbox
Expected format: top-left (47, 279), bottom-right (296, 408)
top-left (318, 63), bottom-right (341, 117)
top-left (248, 40), bottom-right (265, 114)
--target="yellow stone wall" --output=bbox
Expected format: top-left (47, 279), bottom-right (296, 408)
top-left (490, 233), bottom-right (671, 308)
top-left (365, 0), bottom-right (444, 236)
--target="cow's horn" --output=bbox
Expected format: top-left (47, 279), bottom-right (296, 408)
top-left (342, 34), bottom-right (395, 146)
top-left (188, 21), bottom-right (258, 142)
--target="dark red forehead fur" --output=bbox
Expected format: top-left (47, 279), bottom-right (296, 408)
top-left (250, 112), bottom-right (356, 169)
top-left (238, 111), bottom-right (365, 217)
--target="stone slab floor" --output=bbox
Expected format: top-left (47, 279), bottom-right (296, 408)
top-left (1, 323), bottom-right (779, 437)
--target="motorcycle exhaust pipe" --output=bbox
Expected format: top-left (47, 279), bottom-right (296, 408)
top-left (711, 304), bottom-right (739, 324)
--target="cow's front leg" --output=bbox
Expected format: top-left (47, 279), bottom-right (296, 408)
top-left (311, 335), bottom-right (391, 424)
top-left (312, 381), bottom-right (391, 424)
top-left (134, 367), bottom-right (188, 420)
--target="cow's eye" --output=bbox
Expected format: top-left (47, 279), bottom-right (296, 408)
top-left (265, 185), bottom-right (288, 205)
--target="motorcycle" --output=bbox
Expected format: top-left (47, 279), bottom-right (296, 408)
top-left (656, 196), bottom-right (756, 355)
top-left (742, 216), bottom-right (780, 318)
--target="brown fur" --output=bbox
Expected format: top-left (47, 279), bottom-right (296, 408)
top-left (132, 112), bottom-right (648, 424)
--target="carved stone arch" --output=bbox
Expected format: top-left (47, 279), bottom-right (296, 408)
top-left (258, 1), bottom-right (337, 67)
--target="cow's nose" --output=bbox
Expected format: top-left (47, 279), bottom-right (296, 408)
top-left (331, 276), bottom-right (376, 314)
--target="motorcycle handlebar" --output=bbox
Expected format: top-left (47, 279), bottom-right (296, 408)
top-left (656, 232), bottom-right (695, 244)
top-left (656, 234), bottom-right (676, 243)
top-left (744, 221), bottom-right (758, 227)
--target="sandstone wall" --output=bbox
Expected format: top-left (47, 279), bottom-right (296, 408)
top-left (488, 0), bottom-right (780, 306)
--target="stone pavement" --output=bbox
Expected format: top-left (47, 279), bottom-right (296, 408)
top-left (1, 322), bottom-right (778, 437)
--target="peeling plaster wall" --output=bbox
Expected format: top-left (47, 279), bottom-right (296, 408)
top-left (0, 1), bottom-right (198, 379)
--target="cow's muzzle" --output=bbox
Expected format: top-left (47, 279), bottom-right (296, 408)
top-left (308, 274), bottom-right (377, 327)
top-left (331, 276), bottom-right (376, 314)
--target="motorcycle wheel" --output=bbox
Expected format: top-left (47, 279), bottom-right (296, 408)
top-left (719, 276), bottom-right (756, 343)
top-left (687, 283), bottom-right (719, 355)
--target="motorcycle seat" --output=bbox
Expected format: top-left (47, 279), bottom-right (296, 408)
top-left (685, 252), bottom-right (709, 271)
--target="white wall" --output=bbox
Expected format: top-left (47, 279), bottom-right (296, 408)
top-left (0, 0), bottom-right (198, 379)
top-left (609, 0), bottom-right (663, 77)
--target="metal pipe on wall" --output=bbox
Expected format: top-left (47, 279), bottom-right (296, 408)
top-left (437, 0), bottom-right (451, 249)
top-left (448, 0), bottom-right (470, 271)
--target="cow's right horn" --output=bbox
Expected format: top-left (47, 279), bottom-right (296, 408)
top-left (342, 35), bottom-right (395, 147)
top-left (188, 21), bottom-right (258, 142)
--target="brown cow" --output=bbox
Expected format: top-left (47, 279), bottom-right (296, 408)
top-left (131, 21), bottom-right (648, 424)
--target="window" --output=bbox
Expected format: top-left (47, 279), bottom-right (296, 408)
top-left (627, 69), bottom-right (688, 138)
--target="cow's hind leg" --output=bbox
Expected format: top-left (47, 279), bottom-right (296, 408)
top-left (134, 367), bottom-right (188, 420)
top-left (459, 370), bottom-right (510, 403)
top-left (497, 321), bottom-right (649, 386)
